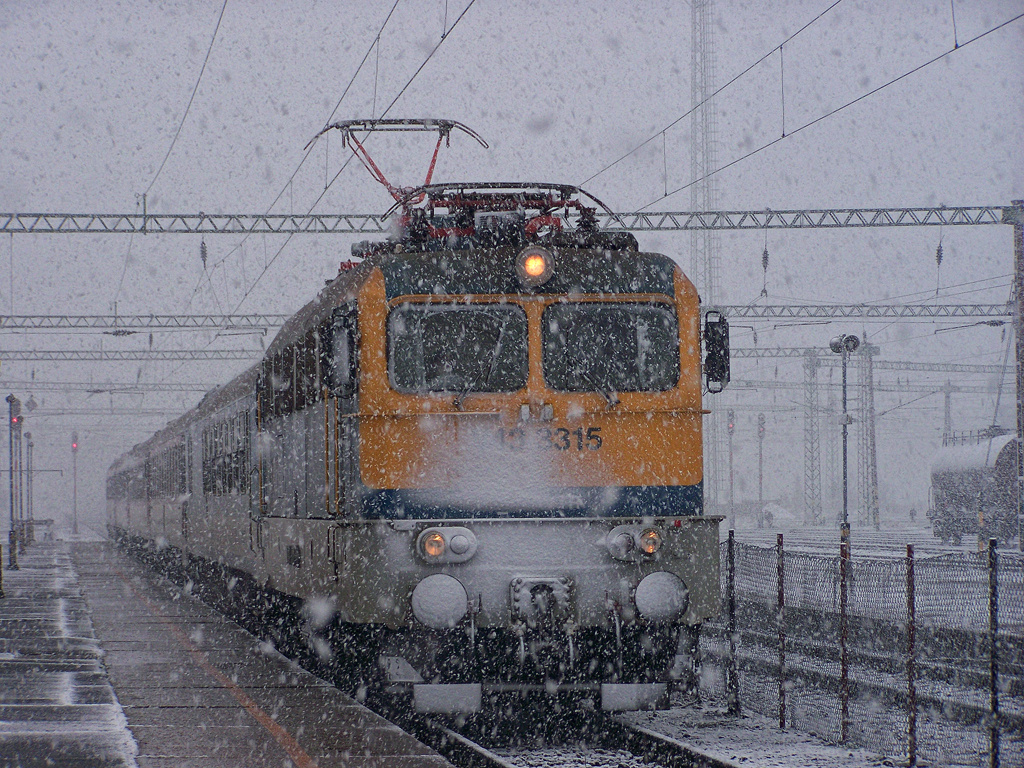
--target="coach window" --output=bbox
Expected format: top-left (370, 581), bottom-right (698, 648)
top-left (388, 303), bottom-right (527, 394)
top-left (543, 302), bottom-right (680, 393)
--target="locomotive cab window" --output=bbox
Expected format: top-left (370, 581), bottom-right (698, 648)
top-left (543, 302), bottom-right (680, 392)
top-left (388, 303), bottom-right (527, 394)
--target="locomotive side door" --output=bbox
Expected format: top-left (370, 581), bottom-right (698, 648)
top-left (324, 303), bottom-right (359, 516)
top-left (250, 386), bottom-right (264, 555)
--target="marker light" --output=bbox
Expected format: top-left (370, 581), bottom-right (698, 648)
top-left (422, 531), bottom-right (446, 558)
top-left (638, 529), bottom-right (662, 555)
top-left (515, 246), bottom-right (554, 288)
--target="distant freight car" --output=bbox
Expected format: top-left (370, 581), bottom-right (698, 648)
top-left (929, 433), bottom-right (1019, 545)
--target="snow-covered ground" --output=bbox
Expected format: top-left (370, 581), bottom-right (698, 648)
top-left (0, 539), bottom-right (139, 767)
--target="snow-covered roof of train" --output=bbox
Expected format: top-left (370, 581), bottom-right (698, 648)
top-left (931, 433), bottom-right (1017, 475)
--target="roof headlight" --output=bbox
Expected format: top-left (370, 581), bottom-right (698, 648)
top-left (515, 246), bottom-right (554, 288)
top-left (638, 528), bottom-right (662, 555)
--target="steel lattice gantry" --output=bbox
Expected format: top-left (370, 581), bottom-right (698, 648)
top-left (732, 348), bottom-right (1010, 374)
top-left (0, 380), bottom-right (211, 393)
top-left (0, 205), bottom-right (1011, 234)
top-left (0, 307), bottom-right (1005, 335)
top-left (717, 304), bottom-right (1011, 320)
top-left (0, 349), bottom-right (259, 361)
top-left (0, 314), bottom-right (289, 330)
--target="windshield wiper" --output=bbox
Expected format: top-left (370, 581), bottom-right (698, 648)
top-left (579, 368), bottom-right (619, 408)
top-left (453, 321), bottom-right (508, 410)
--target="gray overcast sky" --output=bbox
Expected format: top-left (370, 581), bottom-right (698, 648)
top-left (0, 0), bottom-right (1021, 521)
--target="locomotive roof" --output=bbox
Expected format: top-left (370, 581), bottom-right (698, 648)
top-left (931, 433), bottom-right (1018, 475)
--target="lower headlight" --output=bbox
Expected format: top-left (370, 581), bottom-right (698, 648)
top-left (633, 572), bottom-right (689, 622)
top-left (638, 528), bottom-right (662, 554)
top-left (411, 574), bottom-right (468, 629)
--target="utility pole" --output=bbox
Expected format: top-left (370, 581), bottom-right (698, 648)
top-left (1011, 199), bottom-right (1024, 551)
top-left (71, 431), bottom-right (79, 536)
top-left (691, 0), bottom-right (722, 515)
top-left (804, 351), bottom-right (822, 524)
top-left (6, 395), bottom-right (20, 566)
top-left (942, 379), bottom-right (961, 445)
top-left (757, 413), bottom-right (766, 528)
top-left (862, 344), bottom-right (880, 531)
top-left (24, 432), bottom-right (32, 544)
top-left (727, 410), bottom-right (735, 529)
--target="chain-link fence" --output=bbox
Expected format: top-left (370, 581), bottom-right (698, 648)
top-left (699, 534), bottom-right (1024, 767)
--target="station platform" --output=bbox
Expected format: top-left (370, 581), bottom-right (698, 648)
top-left (0, 537), bottom-right (452, 768)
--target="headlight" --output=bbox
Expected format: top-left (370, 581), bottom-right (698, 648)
top-left (422, 531), bottom-right (446, 558)
top-left (638, 528), bottom-right (662, 555)
top-left (515, 246), bottom-right (554, 288)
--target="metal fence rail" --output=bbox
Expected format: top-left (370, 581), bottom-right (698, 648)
top-left (700, 535), bottom-right (1024, 768)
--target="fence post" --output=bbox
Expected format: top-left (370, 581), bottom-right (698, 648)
top-left (840, 538), bottom-right (850, 743)
top-left (906, 544), bottom-right (916, 767)
top-left (988, 538), bottom-right (999, 768)
top-left (777, 533), bottom-right (786, 729)
top-left (727, 529), bottom-right (740, 715)
top-left (0, 542), bottom-right (4, 599)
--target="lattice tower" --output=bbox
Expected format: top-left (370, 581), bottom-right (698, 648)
top-left (691, 0), bottom-right (723, 512)
top-left (803, 351), bottom-right (822, 524)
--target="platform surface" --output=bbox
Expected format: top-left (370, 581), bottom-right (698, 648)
top-left (0, 538), bottom-right (452, 768)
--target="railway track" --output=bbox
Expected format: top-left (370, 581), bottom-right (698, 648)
top-left (123, 539), bottom-right (738, 768)
top-left (401, 711), bottom-right (740, 768)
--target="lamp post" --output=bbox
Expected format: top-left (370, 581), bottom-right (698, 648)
top-left (5, 395), bottom-right (19, 569)
top-left (829, 334), bottom-right (860, 544)
top-left (71, 432), bottom-right (79, 536)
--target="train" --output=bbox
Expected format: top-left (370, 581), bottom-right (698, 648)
top-left (929, 431), bottom-right (1020, 545)
top-left (107, 120), bottom-right (729, 714)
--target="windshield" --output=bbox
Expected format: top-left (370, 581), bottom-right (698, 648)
top-left (388, 303), bottom-right (528, 394)
top-left (543, 302), bottom-right (679, 392)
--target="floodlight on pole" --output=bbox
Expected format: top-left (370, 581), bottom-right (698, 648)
top-left (829, 334), bottom-right (860, 545)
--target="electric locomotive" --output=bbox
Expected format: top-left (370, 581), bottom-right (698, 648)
top-left (107, 120), bottom-right (729, 713)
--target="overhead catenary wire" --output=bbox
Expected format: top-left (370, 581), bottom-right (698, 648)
top-left (636, 11), bottom-right (1024, 211)
top-left (228, 0), bottom-right (479, 315)
top-left (147, 0), bottom-right (478, 400)
top-left (144, 0), bottom-right (229, 197)
top-left (157, 0), bottom-right (406, 392)
top-left (578, 0), bottom-right (846, 187)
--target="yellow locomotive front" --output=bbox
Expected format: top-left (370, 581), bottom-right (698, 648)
top-left (316, 183), bottom-right (729, 713)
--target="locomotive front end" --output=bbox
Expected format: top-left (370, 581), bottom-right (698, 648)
top-left (326, 184), bottom-right (727, 713)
